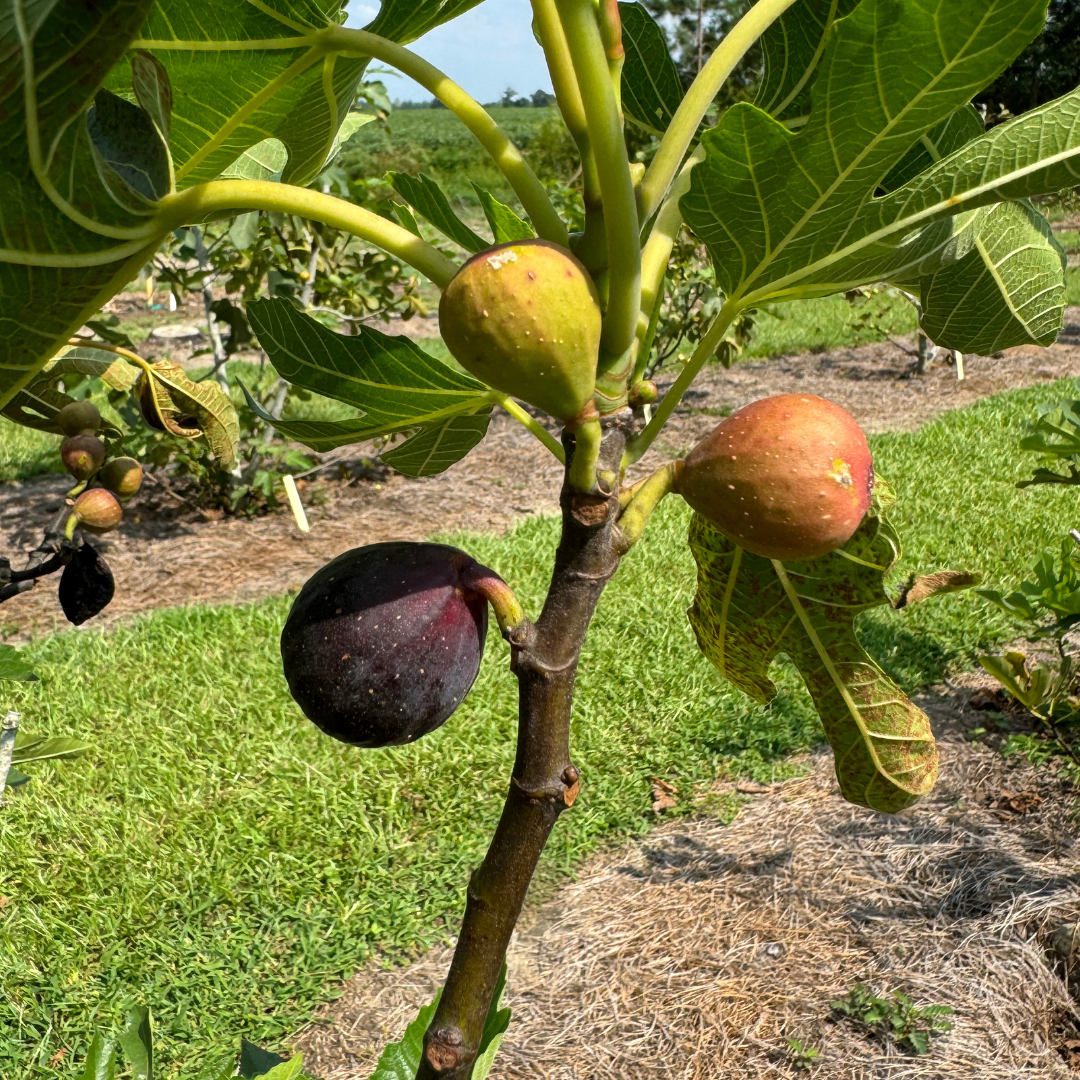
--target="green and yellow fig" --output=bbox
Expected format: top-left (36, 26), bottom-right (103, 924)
top-left (57, 400), bottom-right (102, 437)
top-left (439, 239), bottom-right (601, 423)
top-left (99, 457), bottom-right (143, 501)
top-left (72, 488), bottom-right (123, 534)
top-left (61, 434), bottom-right (105, 481)
top-left (677, 394), bottom-right (873, 561)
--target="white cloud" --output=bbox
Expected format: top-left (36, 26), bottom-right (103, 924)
top-left (344, 0), bottom-right (553, 104)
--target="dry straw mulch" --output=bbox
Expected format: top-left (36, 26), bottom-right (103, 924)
top-left (298, 688), bottom-right (1080, 1080)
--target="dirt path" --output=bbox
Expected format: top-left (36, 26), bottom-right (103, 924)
top-left (4, 317), bottom-right (1080, 638)
top-left (296, 674), bottom-right (1080, 1080)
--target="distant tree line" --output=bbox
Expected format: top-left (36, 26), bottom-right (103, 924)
top-left (394, 89), bottom-right (556, 110)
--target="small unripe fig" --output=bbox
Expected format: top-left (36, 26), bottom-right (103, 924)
top-left (281, 542), bottom-right (489, 748)
top-left (72, 488), bottom-right (123, 534)
top-left (61, 435), bottom-right (106, 480)
top-left (628, 379), bottom-right (658, 408)
top-left (99, 457), bottom-right (143, 500)
top-left (439, 239), bottom-right (601, 422)
top-left (57, 400), bottom-right (102, 437)
top-left (677, 394), bottom-right (873, 561)
top-left (59, 540), bottom-right (115, 625)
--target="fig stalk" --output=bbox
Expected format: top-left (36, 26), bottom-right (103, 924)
top-left (417, 425), bottom-right (628, 1080)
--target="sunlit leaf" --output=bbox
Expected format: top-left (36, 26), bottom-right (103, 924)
top-left (472, 184), bottom-right (535, 244)
top-left (381, 411), bottom-right (492, 476)
top-left (687, 510), bottom-right (939, 813)
top-left (619, 2), bottom-right (685, 135)
top-left (390, 173), bottom-right (488, 253)
top-left (0, 645), bottom-right (36, 683)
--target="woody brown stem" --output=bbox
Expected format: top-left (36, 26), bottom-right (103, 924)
top-left (417, 421), bottom-right (629, 1079)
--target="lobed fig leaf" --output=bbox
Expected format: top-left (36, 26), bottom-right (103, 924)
top-left (677, 394), bottom-right (873, 562)
top-left (281, 542), bottom-right (489, 748)
top-left (687, 507), bottom-right (939, 814)
top-left (59, 540), bottom-right (116, 625)
top-left (439, 240), bottom-right (601, 423)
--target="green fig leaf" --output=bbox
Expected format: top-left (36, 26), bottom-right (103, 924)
top-left (248, 1055), bottom-right (306, 1080)
top-left (472, 965), bottom-right (511, 1080)
top-left (472, 184), bottom-right (535, 245)
top-left (368, 993), bottom-right (441, 1080)
top-left (619, 2), bottom-right (685, 135)
top-left (77, 1033), bottom-right (118, 1080)
top-left (381, 411), bottom-right (493, 477)
top-left (137, 361), bottom-right (241, 469)
top-left (0, 0), bottom-right (166, 411)
top-left (116, 1006), bottom-right (152, 1080)
top-left (11, 736), bottom-right (92, 765)
top-left (47, 349), bottom-right (141, 393)
top-left (919, 200), bottom-right (1067, 353)
top-left (4, 767), bottom-right (31, 789)
top-left (687, 511), bottom-right (939, 813)
top-left (682, 0), bottom-right (1065, 307)
top-left (754, 0), bottom-right (861, 124)
top-left (880, 105), bottom-right (985, 193)
top-left (115, 1), bottom-right (369, 189)
top-left (239, 1041), bottom-right (288, 1079)
top-left (131, 50), bottom-right (174, 144)
top-left (389, 173), bottom-right (488, 253)
top-left (219, 139), bottom-right (289, 184)
top-left (0, 645), bottom-right (37, 683)
top-left (246, 298), bottom-right (498, 446)
top-left (362, 0), bottom-right (487, 45)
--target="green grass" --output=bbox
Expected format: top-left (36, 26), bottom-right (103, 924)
top-left (0, 419), bottom-right (62, 483)
top-left (3, 380), bottom-right (1080, 1078)
top-left (745, 290), bottom-right (919, 358)
top-left (1067, 266), bottom-right (1080, 305)
top-left (342, 106), bottom-right (560, 204)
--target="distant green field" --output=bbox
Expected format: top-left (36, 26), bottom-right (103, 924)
top-left (341, 106), bottom-right (563, 206)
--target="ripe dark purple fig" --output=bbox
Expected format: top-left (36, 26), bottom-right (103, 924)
top-left (59, 540), bottom-right (115, 625)
top-left (99, 457), bottom-right (143, 500)
top-left (57, 400), bottom-right (102, 437)
top-left (677, 394), bottom-right (873, 561)
top-left (281, 542), bottom-right (490, 748)
top-left (72, 488), bottom-right (123, 534)
top-left (61, 435), bottom-right (105, 480)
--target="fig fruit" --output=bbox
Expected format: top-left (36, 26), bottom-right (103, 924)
top-left (99, 457), bottom-right (143, 500)
top-left (57, 400), bottom-right (102, 437)
top-left (439, 239), bottom-right (601, 422)
top-left (281, 542), bottom-right (489, 748)
top-left (61, 434), bottom-right (106, 480)
top-left (59, 540), bottom-right (115, 625)
top-left (677, 394), bottom-right (873, 561)
top-left (72, 488), bottom-right (123, 534)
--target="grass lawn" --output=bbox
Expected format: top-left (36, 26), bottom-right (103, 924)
top-left (3, 381), bottom-right (1080, 1077)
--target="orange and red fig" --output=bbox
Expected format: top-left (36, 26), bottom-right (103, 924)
top-left (677, 394), bottom-right (873, 561)
top-left (72, 488), bottom-right (123, 534)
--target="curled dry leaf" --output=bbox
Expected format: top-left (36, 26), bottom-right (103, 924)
top-left (892, 570), bottom-right (982, 609)
top-left (136, 360), bottom-right (240, 468)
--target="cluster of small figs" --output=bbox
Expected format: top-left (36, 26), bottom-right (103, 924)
top-left (55, 400), bottom-right (143, 536)
top-left (282, 240), bottom-right (874, 752)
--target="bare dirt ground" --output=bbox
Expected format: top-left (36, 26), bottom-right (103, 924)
top-left (297, 673), bottom-right (1080, 1080)
top-left (3, 310), bottom-right (1080, 638)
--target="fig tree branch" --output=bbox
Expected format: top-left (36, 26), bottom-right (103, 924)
top-left (530, 0), bottom-right (604, 256)
top-left (625, 298), bottom-right (743, 465)
top-left (417, 426), bottom-right (627, 1080)
top-left (161, 181), bottom-right (459, 288)
top-left (555, 0), bottom-right (641, 371)
top-left (639, 0), bottom-right (800, 222)
top-left (329, 27), bottom-right (569, 248)
top-left (616, 460), bottom-right (683, 547)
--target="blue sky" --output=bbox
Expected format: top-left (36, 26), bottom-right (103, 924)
top-left (345, 0), bottom-right (554, 104)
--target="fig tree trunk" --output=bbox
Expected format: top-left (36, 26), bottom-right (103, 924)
top-left (417, 421), bottom-right (630, 1079)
